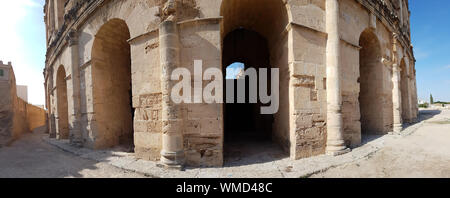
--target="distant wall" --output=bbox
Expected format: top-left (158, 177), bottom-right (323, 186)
top-left (0, 62), bottom-right (46, 146)
top-left (12, 97), bottom-right (30, 140)
top-left (27, 103), bottom-right (47, 131)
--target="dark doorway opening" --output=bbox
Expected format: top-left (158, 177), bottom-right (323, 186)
top-left (359, 29), bottom-right (389, 136)
top-left (223, 28), bottom-right (282, 164)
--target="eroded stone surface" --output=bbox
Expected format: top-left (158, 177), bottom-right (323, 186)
top-left (43, 0), bottom-right (417, 167)
top-left (40, 110), bottom-right (447, 178)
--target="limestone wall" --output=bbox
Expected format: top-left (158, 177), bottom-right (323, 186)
top-left (1, 62), bottom-right (46, 146)
top-left (178, 19), bottom-right (223, 166)
top-left (27, 104), bottom-right (47, 132)
top-left (43, 0), bottom-right (418, 167)
top-left (0, 63), bottom-right (28, 144)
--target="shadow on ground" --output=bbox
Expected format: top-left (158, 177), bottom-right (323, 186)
top-left (0, 126), bottom-right (141, 178)
top-left (222, 139), bottom-right (288, 168)
top-left (2, 109), bottom-right (443, 178)
top-left (359, 109), bottom-right (441, 147)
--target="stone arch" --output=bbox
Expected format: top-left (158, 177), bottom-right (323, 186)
top-left (220, 0), bottom-right (289, 48)
top-left (400, 58), bottom-right (410, 123)
top-left (56, 65), bottom-right (69, 139)
top-left (78, 0), bottom-right (162, 72)
top-left (220, 0), bottom-right (290, 159)
top-left (358, 29), bottom-right (391, 135)
top-left (91, 18), bottom-right (134, 149)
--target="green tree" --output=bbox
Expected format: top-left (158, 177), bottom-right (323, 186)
top-left (430, 94), bottom-right (434, 104)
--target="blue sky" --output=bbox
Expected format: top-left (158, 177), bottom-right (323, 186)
top-left (0, 0), bottom-right (46, 105)
top-left (0, 0), bottom-right (448, 105)
top-left (226, 62), bottom-right (244, 79)
top-left (410, 0), bottom-right (450, 102)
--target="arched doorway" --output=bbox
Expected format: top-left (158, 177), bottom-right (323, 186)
top-left (221, 0), bottom-right (290, 162)
top-left (91, 19), bottom-right (134, 150)
top-left (223, 29), bottom-right (273, 141)
top-left (358, 29), bottom-right (387, 135)
top-left (400, 59), bottom-right (410, 123)
top-left (56, 65), bottom-right (69, 139)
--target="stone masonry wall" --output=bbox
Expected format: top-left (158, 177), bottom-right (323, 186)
top-left (43, 0), bottom-right (417, 167)
top-left (1, 62), bottom-right (46, 146)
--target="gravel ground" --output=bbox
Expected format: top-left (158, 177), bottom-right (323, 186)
top-left (0, 127), bottom-right (147, 178)
top-left (311, 109), bottom-right (450, 178)
top-left (1, 110), bottom-right (448, 178)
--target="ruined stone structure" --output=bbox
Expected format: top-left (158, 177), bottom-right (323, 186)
top-left (43, 0), bottom-right (418, 167)
top-left (1, 61), bottom-right (47, 146)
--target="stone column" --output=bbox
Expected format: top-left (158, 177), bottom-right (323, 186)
top-left (159, 0), bottom-right (185, 169)
top-left (44, 79), bottom-right (49, 134)
top-left (66, 29), bottom-right (83, 146)
top-left (407, 74), bottom-right (413, 123)
top-left (392, 64), bottom-right (403, 133)
top-left (325, 0), bottom-right (349, 155)
top-left (48, 67), bottom-right (57, 138)
top-left (392, 34), bottom-right (403, 133)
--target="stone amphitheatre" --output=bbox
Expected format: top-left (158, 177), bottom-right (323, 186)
top-left (43, 0), bottom-right (417, 168)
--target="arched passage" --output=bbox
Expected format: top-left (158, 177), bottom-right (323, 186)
top-left (91, 19), bottom-right (134, 150)
top-left (400, 59), bottom-right (410, 123)
top-left (221, 0), bottom-right (290, 161)
top-left (56, 65), bottom-right (69, 139)
top-left (223, 29), bottom-right (273, 140)
top-left (358, 29), bottom-right (386, 135)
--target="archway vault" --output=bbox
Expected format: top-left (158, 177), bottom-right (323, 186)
top-left (91, 18), bottom-right (134, 150)
top-left (220, 0), bottom-right (289, 48)
top-left (358, 29), bottom-right (393, 135)
top-left (56, 65), bottom-right (69, 140)
top-left (220, 0), bottom-right (291, 161)
top-left (400, 58), bottom-right (411, 123)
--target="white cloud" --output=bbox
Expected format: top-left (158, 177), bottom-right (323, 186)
top-left (0, 0), bottom-right (45, 105)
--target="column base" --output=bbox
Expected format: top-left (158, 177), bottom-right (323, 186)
top-left (326, 139), bottom-right (350, 156)
top-left (70, 128), bottom-right (83, 147)
top-left (326, 148), bottom-right (351, 156)
top-left (157, 163), bottom-right (184, 171)
top-left (393, 124), bottom-right (403, 133)
top-left (70, 138), bottom-right (84, 148)
top-left (160, 150), bottom-right (185, 169)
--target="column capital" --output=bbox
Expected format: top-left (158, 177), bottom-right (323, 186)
top-left (66, 29), bottom-right (79, 46)
top-left (160, 0), bottom-right (177, 22)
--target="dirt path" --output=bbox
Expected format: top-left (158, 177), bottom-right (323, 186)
top-left (311, 109), bottom-right (450, 178)
top-left (1, 110), bottom-right (449, 178)
top-left (0, 127), bottom-right (146, 178)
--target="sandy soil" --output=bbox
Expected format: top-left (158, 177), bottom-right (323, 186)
top-left (0, 127), bottom-right (147, 178)
top-left (311, 109), bottom-right (450, 178)
top-left (1, 110), bottom-right (449, 178)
